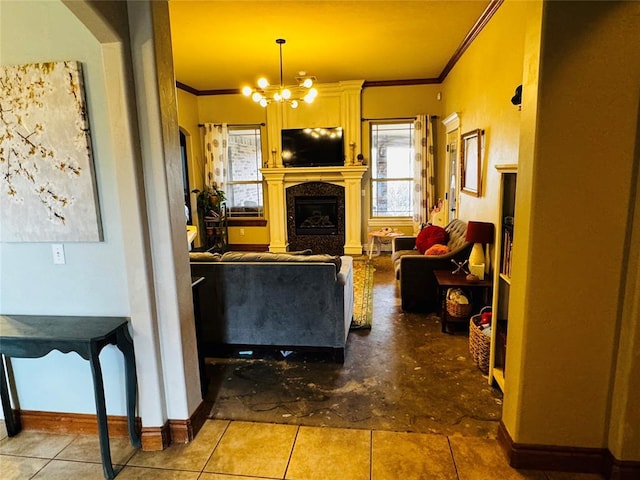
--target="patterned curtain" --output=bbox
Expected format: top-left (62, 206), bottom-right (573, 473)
top-left (412, 115), bottom-right (436, 233)
top-left (203, 123), bottom-right (228, 191)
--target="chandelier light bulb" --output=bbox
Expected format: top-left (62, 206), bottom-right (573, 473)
top-left (242, 39), bottom-right (318, 108)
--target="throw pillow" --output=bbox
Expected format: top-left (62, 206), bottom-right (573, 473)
top-left (425, 244), bottom-right (450, 256)
top-left (415, 225), bottom-right (449, 254)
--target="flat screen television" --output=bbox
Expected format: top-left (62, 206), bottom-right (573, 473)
top-left (281, 127), bottom-right (345, 167)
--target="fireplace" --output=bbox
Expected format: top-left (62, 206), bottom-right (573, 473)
top-left (261, 166), bottom-right (367, 255)
top-left (286, 182), bottom-right (345, 255)
top-left (294, 196), bottom-right (338, 236)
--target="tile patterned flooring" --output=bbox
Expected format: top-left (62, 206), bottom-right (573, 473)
top-left (0, 420), bottom-right (605, 480)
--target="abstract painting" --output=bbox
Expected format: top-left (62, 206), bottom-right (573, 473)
top-left (0, 61), bottom-right (102, 242)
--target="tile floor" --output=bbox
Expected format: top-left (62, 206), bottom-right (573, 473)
top-left (0, 420), bottom-right (605, 480)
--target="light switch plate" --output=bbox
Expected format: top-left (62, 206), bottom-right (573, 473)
top-left (52, 244), bottom-right (65, 264)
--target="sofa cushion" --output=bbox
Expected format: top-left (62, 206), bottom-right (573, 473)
top-left (189, 252), bottom-right (222, 262)
top-left (391, 249), bottom-right (422, 279)
top-left (415, 225), bottom-right (449, 254)
top-left (220, 251), bottom-right (341, 270)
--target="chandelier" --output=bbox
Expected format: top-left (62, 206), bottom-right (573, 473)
top-left (242, 38), bottom-right (318, 108)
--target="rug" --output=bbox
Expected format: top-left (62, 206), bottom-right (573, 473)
top-left (351, 258), bottom-right (374, 329)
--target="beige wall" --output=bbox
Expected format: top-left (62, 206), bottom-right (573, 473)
top-left (505, 0), bottom-right (640, 453)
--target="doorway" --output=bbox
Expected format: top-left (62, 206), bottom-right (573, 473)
top-left (446, 131), bottom-right (459, 224)
top-left (180, 131), bottom-right (192, 224)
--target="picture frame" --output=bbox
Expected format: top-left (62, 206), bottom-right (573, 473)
top-left (461, 128), bottom-right (482, 197)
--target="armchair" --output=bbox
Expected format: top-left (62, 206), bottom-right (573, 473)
top-left (391, 219), bottom-right (471, 312)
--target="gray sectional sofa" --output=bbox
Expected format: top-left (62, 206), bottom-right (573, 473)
top-left (189, 251), bottom-right (354, 362)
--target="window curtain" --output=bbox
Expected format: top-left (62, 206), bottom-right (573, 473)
top-left (412, 115), bottom-right (436, 233)
top-left (203, 123), bottom-right (228, 191)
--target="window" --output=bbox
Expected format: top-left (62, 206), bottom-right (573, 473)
top-left (370, 122), bottom-right (414, 217)
top-left (226, 127), bottom-right (264, 217)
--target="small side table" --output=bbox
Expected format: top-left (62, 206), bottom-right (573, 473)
top-left (0, 315), bottom-right (140, 479)
top-left (433, 270), bottom-right (492, 333)
top-left (367, 229), bottom-right (403, 260)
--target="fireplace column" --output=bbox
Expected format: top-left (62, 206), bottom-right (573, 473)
top-left (343, 170), bottom-right (365, 255)
top-left (265, 172), bottom-right (287, 252)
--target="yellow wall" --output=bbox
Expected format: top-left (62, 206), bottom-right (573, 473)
top-left (185, 84), bottom-right (449, 247)
top-left (177, 88), bottom-right (204, 244)
top-left (441, 0), bottom-right (528, 225)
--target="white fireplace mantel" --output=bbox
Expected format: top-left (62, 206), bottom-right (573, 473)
top-left (261, 166), bottom-right (367, 255)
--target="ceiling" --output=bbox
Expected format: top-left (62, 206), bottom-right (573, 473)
top-left (168, 0), bottom-right (492, 93)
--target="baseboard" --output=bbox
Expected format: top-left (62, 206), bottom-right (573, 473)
top-left (140, 422), bottom-right (171, 451)
top-left (12, 402), bottom-right (211, 451)
top-left (168, 400), bottom-right (209, 444)
top-left (498, 421), bottom-right (640, 479)
top-left (605, 450), bottom-right (640, 480)
top-left (17, 409), bottom-right (141, 437)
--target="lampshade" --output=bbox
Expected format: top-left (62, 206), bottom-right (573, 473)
top-left (465, 221), bottom-right (495, 244)
top-left (466, 221), bottom-right (495, 277)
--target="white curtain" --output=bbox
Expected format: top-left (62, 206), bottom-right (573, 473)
top-left (412, 115), bottom-right (436, 233)
top-left (203, 123), bottom-right (228, 191)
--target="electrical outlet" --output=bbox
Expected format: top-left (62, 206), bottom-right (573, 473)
top-left (52, 244), bottom-right (65, 264)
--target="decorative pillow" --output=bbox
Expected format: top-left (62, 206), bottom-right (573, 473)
top-left (415, 225), bottom-right (449, 254)
top-left (425, 244), bottom-right (450, 256)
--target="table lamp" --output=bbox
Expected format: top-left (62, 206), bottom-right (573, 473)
top-left (465, 221), bottom-right (495, 276)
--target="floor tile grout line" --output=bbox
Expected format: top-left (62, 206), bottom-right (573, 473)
top-left (30, 457), bottom-right (54, 480)
top-left (198, 418), bottom-right (232, 475)
top-left (281, 423), bottom-right (300, 480)
top-left (369, 429), bottom-right (373, 480)
top-left (447, 436), bottom-right (461, 480)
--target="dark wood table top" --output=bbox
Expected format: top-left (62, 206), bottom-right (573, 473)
top-left (433, 270), bottom-right (493, 288)
top-left (0, 315), bottom-right (129, 343)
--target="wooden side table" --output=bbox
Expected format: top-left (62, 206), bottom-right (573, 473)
top-left (0, 315), bottom-right (140, 479)
top-left (433, 270), bottom-right (493, 333)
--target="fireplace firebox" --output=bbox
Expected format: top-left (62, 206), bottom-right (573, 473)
top-left (286, 182), bottom-right (346, 255)
top-left (294, 196), bottom-right (338, 235)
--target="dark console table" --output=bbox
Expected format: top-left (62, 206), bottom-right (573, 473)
top-left (0, 315), bottom-right (141, 479)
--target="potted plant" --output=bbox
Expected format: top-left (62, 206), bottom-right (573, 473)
top-left (192, 184), bottom-right (226, 245)
top-left (193, 184), bottom-right (226, 218)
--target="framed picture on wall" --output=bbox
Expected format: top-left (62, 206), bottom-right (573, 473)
top-left (461, 129), bottom-right (482, 197)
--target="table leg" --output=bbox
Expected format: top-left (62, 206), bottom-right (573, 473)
top-left (439, 287), bottom-right (448, 333)
top-left (89, 344), bottom-right (116, 480)
top-left (0, 355), bottom-right (21, 436)
top-left (116, 327), bottom-right (141, 448)
top-left (368, 237), bottom-right (375, 260)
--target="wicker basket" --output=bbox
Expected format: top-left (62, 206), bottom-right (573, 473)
top-left (469, 306), bottom-right (492, 374)
top-left (446, 288), bottom-right (473, 318)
